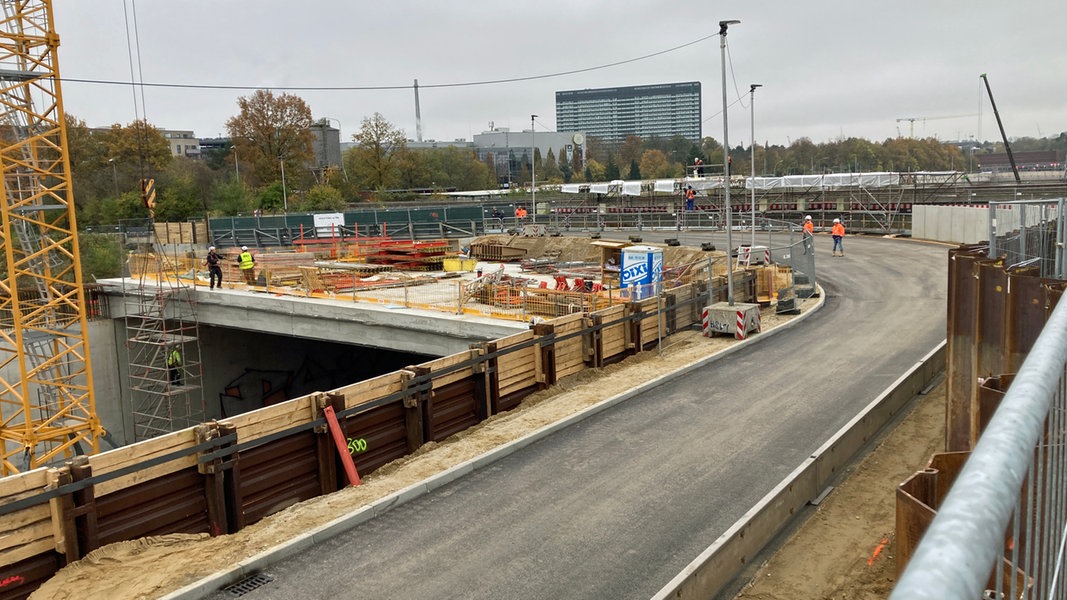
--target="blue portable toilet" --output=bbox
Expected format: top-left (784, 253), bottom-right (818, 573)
top-left (620, 245), bottom-right (663, 300)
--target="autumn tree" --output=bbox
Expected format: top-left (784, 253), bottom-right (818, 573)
top-left (540, 148), bottom-right (562, 182)
top-left (226, 90), bottom-right (314, 188)
top-left (348, 113), bottom-right (408, 192)
top-left (639, 149), bottom-right (674, 179)
top-left (301, 184), bottom-right (346, 211)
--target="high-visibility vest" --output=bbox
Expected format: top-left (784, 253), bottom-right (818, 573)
top-left (168, 349), bottom-right (181, 367)
top-left (832, 223), bottom-right (845, 237)
top-left (803, 221), bottom-right (814, 235)
top-left (238, 251), bottom-right (254, 270)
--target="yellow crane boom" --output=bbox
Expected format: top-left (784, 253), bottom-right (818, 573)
top-left (0, 0), bottom-right (102, 475)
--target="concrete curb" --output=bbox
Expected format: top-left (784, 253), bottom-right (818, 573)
top-left (161, 292), bottom-right (825, 600)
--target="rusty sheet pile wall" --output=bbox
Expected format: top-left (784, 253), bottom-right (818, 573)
top-left (895, 244), bottom-right (1066, 582)
top-left (0, 284), bottom-right (742, 599)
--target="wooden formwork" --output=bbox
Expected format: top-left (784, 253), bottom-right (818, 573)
top-left (665, 283), bottom-right (702, 333)
top-left (488, 331), bottom-right (543, 413)
top-left (628, 296), bottom-right (663, 351)
top-left (589, 304), bottom-right (631, 367)
top-left (550, 313), bottom-right (590, 380)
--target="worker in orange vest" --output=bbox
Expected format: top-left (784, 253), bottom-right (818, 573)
top-left (802, 215), bottom-right (815, 255)
top-left (831, 218), bottom-right (846, 257)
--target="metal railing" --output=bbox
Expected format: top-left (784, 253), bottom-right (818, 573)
top-left (891, 298), bottom-right (1067, 599)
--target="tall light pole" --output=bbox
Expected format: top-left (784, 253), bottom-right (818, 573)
top-left (107, 158), bottom-right (118, 196)
top-left (279, 156), bottom-right (288, 213)
top-left (230, 146), bottom-right (240, 182)
top-left (749, 83), bottom-right (762, 248)
top-left (530, 114), bottom-right (537, 225)
top-left (720, 19), bottom-right (740, 305)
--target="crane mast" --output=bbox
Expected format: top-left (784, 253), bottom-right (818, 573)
top-left (0, 0), bottom-right (102, 475)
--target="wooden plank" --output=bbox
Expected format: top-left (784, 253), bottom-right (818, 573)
top-left (0, 518), bottom-right (53, 550)
top-left (90, 429), bottom-right (200, 496)
top-left (94, 454), bottom-right (199, 498)
top-left (0, 469), bottom-right (50, 499)
top-left (333, 372), bottom-right (408, 410)
top-left (0, 538), bottom-right (54, 566)
top-left (223, 396), bottom-right (317, 444)
top-left (417, 353), bottom-right (476, 389)
top-left (0, 503), bottom-right (51, 542)
top-left (89, 428), bottom-right (196, 474)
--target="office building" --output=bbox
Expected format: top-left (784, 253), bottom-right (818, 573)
top-left (556, 82), bottom-right (701, 143)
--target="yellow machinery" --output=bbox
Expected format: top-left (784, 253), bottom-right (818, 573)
top-left (0, 1), bottom-right (103, 475)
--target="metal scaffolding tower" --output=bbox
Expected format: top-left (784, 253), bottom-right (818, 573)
top-left (123, 230), bottom-right (205, 440)
top-left (0, 0), bottom-right (104, 475)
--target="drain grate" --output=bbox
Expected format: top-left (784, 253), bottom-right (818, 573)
top-left (224, 572), bottom-right (275, 597)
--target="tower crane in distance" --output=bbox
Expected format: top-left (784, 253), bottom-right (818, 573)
top-left (0, 0), bottom-right (104, 475)
top-left (896, 113), bottom-right (979, 138)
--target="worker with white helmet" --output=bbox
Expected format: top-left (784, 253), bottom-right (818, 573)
top-left (237, 245), bottom-right (256, 286)
top-left (204, 245), bottom-right (223, 289)
top-left (831, 218), bottom-right (846, 257)
top-left (801, 215), bottom-right (815, 255)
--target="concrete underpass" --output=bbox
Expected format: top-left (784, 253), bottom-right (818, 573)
top-left (89, 285), bottom-right (527, 447)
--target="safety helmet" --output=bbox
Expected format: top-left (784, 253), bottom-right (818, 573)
top-left (833, 218), bottom-right (840, 223)
top-left (208, 246), bottom-right (215, 251)
top-left (241, 246), bottom-right (248, 251)
top-left (805, 215), bottom-right (812, 220)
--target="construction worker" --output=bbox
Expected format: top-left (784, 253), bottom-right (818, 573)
top-left (831, 218), bottom-right (846, 257)
top-left (167, 345), bottom-right (183, 386)
top-left (237, 245), bottom-right (256, 285)
top-left (802, 215), bottom-right (815, 255)
top-left (685, 186), bottom-right (695, 211)
top-left (204, 246), bottom-right (223, 289)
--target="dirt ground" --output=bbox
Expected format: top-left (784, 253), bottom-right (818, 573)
top-left (30, 268), bottom-right (943, 600)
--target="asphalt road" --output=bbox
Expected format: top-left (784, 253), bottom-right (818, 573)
top-left (209, 233), bottom-right (948, 600)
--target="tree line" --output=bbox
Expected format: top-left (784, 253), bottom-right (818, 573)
top-left (66, 89), bottom-right (1067, 230)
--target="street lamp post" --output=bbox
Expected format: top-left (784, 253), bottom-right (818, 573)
top-left (279, 156), bottom-right (288, 213)
top-left (108, 158), bottom-right (118, 196)
top-left (230, 146), bottom-right (240, 182)
top-left (530, 114), bottom-right (537, 225)
top-left (719, 19), bottom-right (740, 305)
top-left (749, 83), bottom-right (762, 248)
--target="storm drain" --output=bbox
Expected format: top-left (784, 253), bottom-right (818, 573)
top-left (223, 573), bottom-right (274, 597)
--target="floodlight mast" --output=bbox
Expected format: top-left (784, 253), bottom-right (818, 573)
top-left (719, 19), bottom-right (740, 305)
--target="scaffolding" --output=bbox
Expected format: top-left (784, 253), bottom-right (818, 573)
top-left (122, 229), bottom-right (205, 440)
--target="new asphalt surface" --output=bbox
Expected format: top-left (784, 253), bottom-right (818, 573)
top-left (204, 233), bottom-right (948, 600)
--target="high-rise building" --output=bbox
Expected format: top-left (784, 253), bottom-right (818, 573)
top-left (555, 82), bottom-right (701, 143)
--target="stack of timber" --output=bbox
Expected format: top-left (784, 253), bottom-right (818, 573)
top-left (360, 240), bottom-right (453, 270)
top-left (470, 241), bottom-right (528, 262)
top-left (753, 264), bottom-right (793, 305)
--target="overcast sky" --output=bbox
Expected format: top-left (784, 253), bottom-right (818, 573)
top-left (54, 1), bottom-right (1067, 148)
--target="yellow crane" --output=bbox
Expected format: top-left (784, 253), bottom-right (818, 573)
top-left (0, 0), bottom-right (103, 475)
top-left (896, 114), bottom-right (979, 138)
